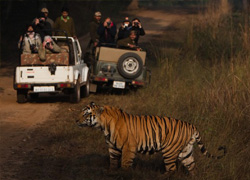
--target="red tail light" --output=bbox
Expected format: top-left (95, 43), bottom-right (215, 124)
top-left (132, 81), bottom-right (144, 86)
top-left (94, 77), bottom-right (108, 82)
top-left (17, 84), bottom-right (31, 88)
top-left (58, 83), bottom-right (72, 88)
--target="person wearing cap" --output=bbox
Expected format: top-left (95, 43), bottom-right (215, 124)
top-left (33, 12), bottom-right (52, 41)
top-left (117, 17), bottom-right (132, 41)
top-left (54, 7), bottom-right (76, 38)
top-left (41, 8), bottom-right (54, 28)
top-left (38, 35), bottom-right (61, 62)
top-left (89, 11), bottom-right (102, 48)
top-left (32, 8), bottom-right (54, 28)
top-left (85, 11), bottom-right (102, 67)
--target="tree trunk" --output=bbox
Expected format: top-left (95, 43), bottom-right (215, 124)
top-left (220, 0), bottom-right (230, 15)
top-left (243, 0), bottom-right (249, 50)
top-left (127, 0), bottom-right (139, 10)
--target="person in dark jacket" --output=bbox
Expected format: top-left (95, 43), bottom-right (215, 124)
top-left (128, 17), bottom-right (145, 45)
top-left (85, 11), bottom-right (102, 67)
top-left (117, 18), bottom-right (131, 41)
top-left (33, 12), bottom-right (52, 41)
top-left (97, 17), bottom-right (117, 47)
top-left (89, 11), bottom-right (102, 48)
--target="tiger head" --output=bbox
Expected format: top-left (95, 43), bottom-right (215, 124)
top-left (76, 102), bottom-right (104, 128)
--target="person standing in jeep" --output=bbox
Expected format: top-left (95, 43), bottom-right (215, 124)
top-left (88, 11), bottom-right (102, 49)
top-left (54, 7), bottom-right (77, 38)
top-left (117, 30), bottom-right (141, 51)
top-left (129, 18), bottom-right (145, 45)
top-left (97, 17), bottom-right (117, 46)
top-left (18, 24), bottom-right (42, 54)
top-left (33, 12), bottom-right (52, 41)
top-left (85, 11), bottom-right (102, 67)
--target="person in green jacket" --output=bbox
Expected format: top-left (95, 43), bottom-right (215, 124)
top-left (84, 11), bottom-right (102, 67)
top-left (117, 30), bottom-right (141, 51)
top-left (54, 7), bottom-right (76, 38)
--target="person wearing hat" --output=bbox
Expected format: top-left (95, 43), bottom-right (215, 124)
top-left (40, 8), bottom-right (54, 28)
top-left (38, 35), bottom-right (61, 62)
top-left (32, 8), bottom-right (54, 29)
top-left (54, 7), bottom-right (76, 38)
top-left (33, 12), bottom-right (52, 41)
top-left (84, 11), bottom-right (102, 67)
top-left (89, 11), bottom-right (102, 48)
top-left (117, 17), bottom-right (132, 41)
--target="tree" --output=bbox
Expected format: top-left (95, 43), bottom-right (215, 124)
top-left (127, 0), bottom-right (139, 10)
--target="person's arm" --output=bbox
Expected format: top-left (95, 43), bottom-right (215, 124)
top-left (71, 18), bottom-right (77, 38)
top-left (117, 38), bottom-right (128, 47)
top-left (108, 23), bottom-right (117, 38)
top-left (89, 22), bottom-right (97, 42)
top-left (97, 24), bottom-right (105, 35)
top-left (44, 22), bottom-right (52, 36)
top-left (51, 41), bottom-right (61, 53)
top-left (53, 18), bottom-right (59, 35)
top-left (139, 26), bottom-right (145, 36)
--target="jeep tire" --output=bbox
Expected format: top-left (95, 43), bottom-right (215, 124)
top-left (70, 78), bottom-right (81, 103)
top-left (81, 74), bottom-right (90, 98)
top-left (117, 52), bottom-right (143, 79)
top-left (17, 90), bottom-right (28, 103)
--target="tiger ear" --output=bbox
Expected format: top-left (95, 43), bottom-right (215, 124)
top-left (90, 102), bottom-right (96, 106)
top-left (96, 106), bottom-right (104, 115)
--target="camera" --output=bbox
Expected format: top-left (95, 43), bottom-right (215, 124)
top-left (30, 44), bottom-right (38, 53)
top-left (39, 18), bottom-right (44, 24)
top-left (134, 22), bottom-right (139, 26)
top-left (45, 41), bottom-right (51, 48)
top-left (107, 21), bottom-right (111, 26)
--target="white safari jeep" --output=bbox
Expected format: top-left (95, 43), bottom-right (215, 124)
top-left (14, 36), bottom-right (89, 103)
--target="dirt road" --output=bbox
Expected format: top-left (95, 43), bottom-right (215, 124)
top-left (0, 9), bottom-right (188, 179)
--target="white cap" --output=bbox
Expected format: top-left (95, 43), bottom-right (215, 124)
top-left (94, 11), bottom-right (101, 17)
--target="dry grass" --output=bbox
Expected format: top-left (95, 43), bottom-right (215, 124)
top-left (10, 2), bottom-right (250, 180)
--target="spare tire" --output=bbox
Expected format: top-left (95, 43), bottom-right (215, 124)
top-left (117, 52), bottom-right (143, 79)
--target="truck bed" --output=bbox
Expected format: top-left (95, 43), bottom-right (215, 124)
top-left (20, 46), bottom-right (69, 66)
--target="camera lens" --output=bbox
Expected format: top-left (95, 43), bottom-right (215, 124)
top-left (39, 19), bottom-right (44, 23)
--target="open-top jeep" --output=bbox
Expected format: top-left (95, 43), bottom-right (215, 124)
top-left (14, 36), bottom-right (89, 103)
top-left (89, 46), bottom-right (151, 92)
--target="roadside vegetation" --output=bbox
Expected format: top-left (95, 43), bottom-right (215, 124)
top-left (14, 1), bottom-right (249, 180)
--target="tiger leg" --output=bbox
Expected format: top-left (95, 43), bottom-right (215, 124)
top-left (162, 152), bottom-right (179, 177)
top-left (178, 138), bottom-right (196, 175)
top-left (121, 143), bottom-right (136, 169)
top-left (108, 147), bottom-right (121, 169)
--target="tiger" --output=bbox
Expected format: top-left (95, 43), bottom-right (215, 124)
top-left (76, 102), bottom-right (226, 176)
